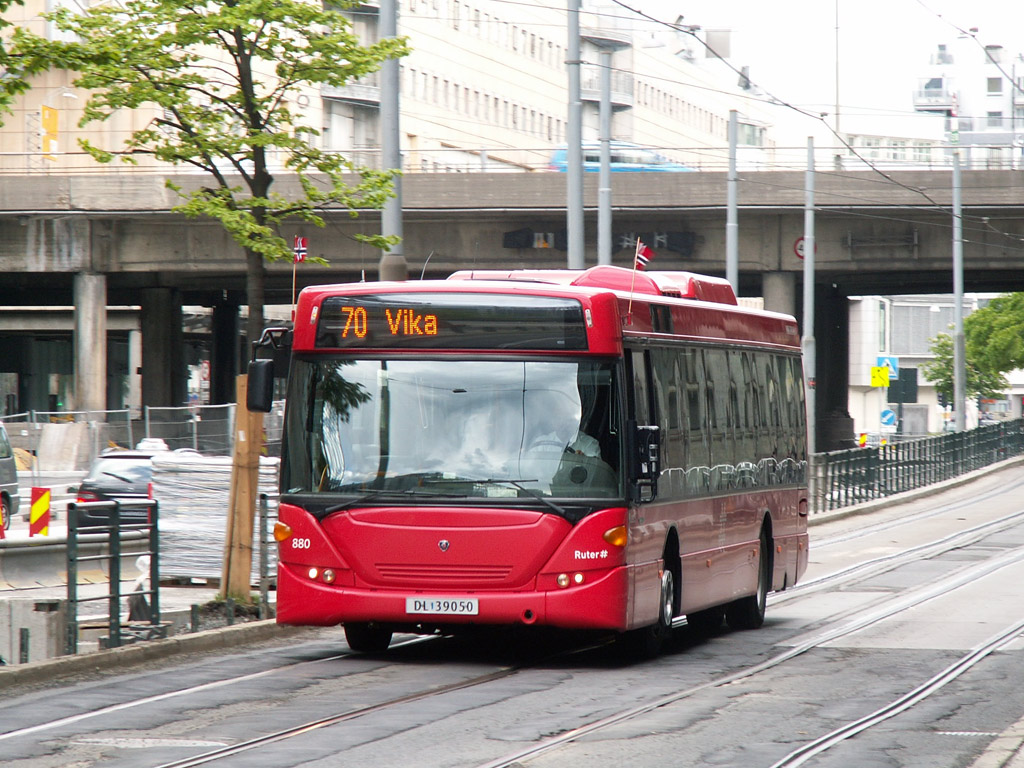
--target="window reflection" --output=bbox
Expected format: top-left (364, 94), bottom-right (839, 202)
top-left (283, 358), bottom-right (622, 500)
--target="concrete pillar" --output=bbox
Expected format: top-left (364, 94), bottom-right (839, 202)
top-left (140, 288), bottom-right (185, 407)
top-left (210, 301), bottom-right (240, 405)
top-left (762, 272), bottom-right (796, 316)
top-left (128, 329), bottom-right (142, 416)
top-left (73, 272), bottom-right (107, 413)
top-left (816, 285), bottom-right (855, 451)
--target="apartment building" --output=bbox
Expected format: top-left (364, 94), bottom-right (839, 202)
top-left (3, 0), bottom-right (797, 175)
top-left (913, 33), bottom-right (1024, 168)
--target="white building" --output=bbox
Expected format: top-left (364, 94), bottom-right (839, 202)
top-left (848, 294), bottom-right (1023, 439)
top-left (3, 0), bottom-right (806, 175)
top-left (913, 32), bottom-right (1024, 169)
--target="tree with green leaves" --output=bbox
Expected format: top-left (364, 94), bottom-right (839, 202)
top-left (920, 332), bottom-right (1008, 405)
top-left (1, 0), bottom-right (49, 122)
top-left (964, 293), bottom-right (1024, 376)
top-left (12, 0), bottom-right (409, 344)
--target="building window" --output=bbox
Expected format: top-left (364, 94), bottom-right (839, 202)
top-left (987, 111), bottom-right (1003, 129)
top-left (987, 77), bottom-right (1003, 95)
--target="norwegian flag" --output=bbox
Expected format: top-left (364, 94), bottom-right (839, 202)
top-left (293, 235), bottom-right (308, 263)
top-left (634, 239), bottom-right (655, 271)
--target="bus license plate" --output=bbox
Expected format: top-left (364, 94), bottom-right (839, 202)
top-left (406, 597), bottom-right (479, 616)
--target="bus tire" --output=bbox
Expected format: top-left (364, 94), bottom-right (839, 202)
top-left (619, 568), bottom-right (674, 659)
top-left (344, 622), bottom-right (393, 653)
top-left (725, 527), bottom-right (769, 630)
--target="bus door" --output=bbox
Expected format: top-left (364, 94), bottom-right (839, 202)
top-left (624, 348), bottom-right (659, 501)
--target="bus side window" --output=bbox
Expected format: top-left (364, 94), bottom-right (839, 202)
top-left (680, 347), bottom-right (709, 496)
top-left (626, 349), bottom-right (651, 424)
top-left (704, 348), bottom-right (733, 492)
top-left (650, 347), bottom-right (684, 499)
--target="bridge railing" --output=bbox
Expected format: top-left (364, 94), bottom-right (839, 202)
top-left (6, 143), bottom-right (1023, 176)
top-left (813, 418), bottom-right (1024, 513)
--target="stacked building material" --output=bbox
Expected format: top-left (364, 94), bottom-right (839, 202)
top-left (151, 452), bottom-right (279, 584)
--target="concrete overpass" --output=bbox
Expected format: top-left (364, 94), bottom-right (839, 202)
top-left (3, 169), bottom-right (1023, 449)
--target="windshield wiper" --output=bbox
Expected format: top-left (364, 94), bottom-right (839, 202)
top-left (427, 477), bottom-right (567, 517)
top-left (322, 487), bottom-right (461, 515)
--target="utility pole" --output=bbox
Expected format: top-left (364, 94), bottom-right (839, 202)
top-left (566, 0), bottom-right (584, 269)
top-left (726, 110), bottom-right (738, 293)
top-left (379, 0), bottom-right (407, 281)
top-left (952, 149), bottom-right (966, 432)
top-left (803, 138), bottom-right (817, 510)
top-left (597, 48), bottom-right (612, 265)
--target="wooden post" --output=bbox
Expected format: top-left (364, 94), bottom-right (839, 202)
top-left (222, 374), bottom-right (264, 602)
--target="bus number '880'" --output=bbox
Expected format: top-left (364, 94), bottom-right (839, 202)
top-left (291, 538), bottom-right (312, 549)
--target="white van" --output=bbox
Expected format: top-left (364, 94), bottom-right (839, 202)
top-left (0, 423), bottom-right (19, 530)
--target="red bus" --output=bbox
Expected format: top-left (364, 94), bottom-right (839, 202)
top-left (247, 265), bottom-right (808, 656)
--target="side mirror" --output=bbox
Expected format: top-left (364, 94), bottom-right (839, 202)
top-left (246, 359), bottom-right (275, 413)
top-left (627, 421), bottom-right (660, 502)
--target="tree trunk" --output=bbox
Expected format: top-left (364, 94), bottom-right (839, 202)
top-left (245, 246), bottom-right (265, 353)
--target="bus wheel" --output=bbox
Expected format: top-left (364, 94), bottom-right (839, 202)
top-left (620, 569), bottom-right (674, 659)
top-left (726, 528), bottom-right (769, 630)
top-left (344, 622), bottom-right (393, 653)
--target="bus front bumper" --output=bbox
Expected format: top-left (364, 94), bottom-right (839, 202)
top-left (275, 561), bottom-right (631, 632)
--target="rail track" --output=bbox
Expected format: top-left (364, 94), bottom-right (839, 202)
top-left (3, 473), bottom-right (1024, 768)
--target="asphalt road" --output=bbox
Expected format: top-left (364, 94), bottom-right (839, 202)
top-left (2, 463), bottom-right (1024, 768)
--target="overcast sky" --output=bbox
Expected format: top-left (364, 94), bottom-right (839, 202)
top-left (640, 0), bottom-right (1024, 124)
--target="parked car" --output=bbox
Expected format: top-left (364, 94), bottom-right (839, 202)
top-left (73, 449), bottom-right (161, 528)
top-left (0, 422), bottom-right (19, 530)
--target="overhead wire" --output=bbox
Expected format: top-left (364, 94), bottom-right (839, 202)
top-left (602, 0), bottom-right (1024, 250)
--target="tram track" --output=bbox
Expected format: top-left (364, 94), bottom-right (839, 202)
top-left (29, 514), bottom-right (1021, 768)
top-left (470, 541), bottom-right (1024, 768)
top-left (6, 475), bottom-right (1024, 767)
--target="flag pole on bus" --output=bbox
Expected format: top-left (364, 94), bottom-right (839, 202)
top-left (291, 235), bottom-right (307, 321)
top-left (627, 238), bottom-right (654, 323)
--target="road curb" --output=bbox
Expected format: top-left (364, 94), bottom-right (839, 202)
top-left (0, 619), bottom-right (309, 691)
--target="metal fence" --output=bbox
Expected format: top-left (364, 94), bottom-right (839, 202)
top-left (2, 401), bottom-right (284, 467)
top-left (814, 418), bottom-right (1024, 512)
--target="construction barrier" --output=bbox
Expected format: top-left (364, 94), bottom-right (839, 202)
top-left (29, 487), bottom-right (50, 537)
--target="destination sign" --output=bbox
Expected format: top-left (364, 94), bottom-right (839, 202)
top-left (315, 293), bottom-right (589, 350)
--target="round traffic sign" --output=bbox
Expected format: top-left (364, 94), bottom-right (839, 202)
top-left (794, 236), bottom-right (818, 260)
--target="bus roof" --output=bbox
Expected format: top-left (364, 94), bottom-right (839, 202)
top-left (448, 265), bottom-right (738, 305)
top-left (292, 266), bottom-right (799, 353)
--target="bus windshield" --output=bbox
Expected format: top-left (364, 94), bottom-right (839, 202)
top-left (281, 358), bottom-right (622, 501)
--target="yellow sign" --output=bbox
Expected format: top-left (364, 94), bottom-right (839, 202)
top-left (41, 105), bottom-right (58, 160)
top-left (870, 366), bottom-right (890, 388)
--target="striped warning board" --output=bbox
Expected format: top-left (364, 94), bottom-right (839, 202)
top-left (30, 487), bottom-right (50, 537)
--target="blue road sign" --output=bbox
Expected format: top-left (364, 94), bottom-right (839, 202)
top-left (877, 356), bottom-right (900, 378)
top-left (881, 409), bottom-right (897, 426)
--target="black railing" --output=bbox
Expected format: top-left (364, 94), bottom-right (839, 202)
top-left (65, 499), bottom-right (162, 654)
top-left (814, 419), bottom-right (1024, 512)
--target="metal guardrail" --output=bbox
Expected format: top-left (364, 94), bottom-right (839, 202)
top-left (65, 499), bottom-right (162, 654)
top-left (813, 418), bottom-right (1024, 513)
